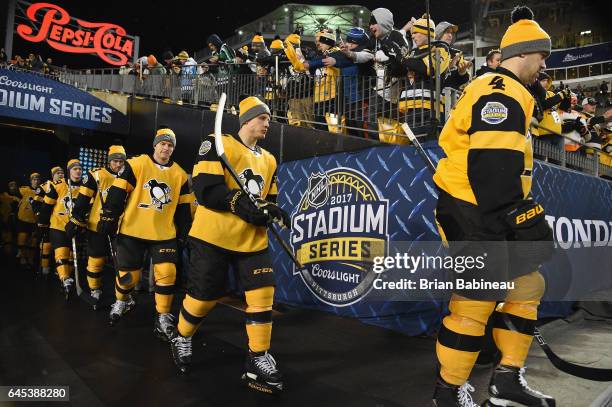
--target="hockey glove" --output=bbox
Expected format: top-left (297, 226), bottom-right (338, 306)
top-left (562, 117), bottom-right (588, 137)
top-left (227, 190), bottom-right (269, 227)
top-left (559, 87), bottom-right (572, 100)
top-left (65, 216), bottom-right (87, 240)
top-left (259, 201), bottom-right (290, 229)
top-left (96, 210), bottom-right (119, 236)
top-left (505, 200), bottom-right (554, 266)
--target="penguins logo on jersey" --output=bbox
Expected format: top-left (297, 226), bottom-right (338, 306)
top-left (239, 168), bottom-right (265, 198)
top-left (139, 179), bottom-right (172, 211)
top-left (60, 195), bottom-right (74, 216)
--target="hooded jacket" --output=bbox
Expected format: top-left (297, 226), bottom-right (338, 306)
top-left (366, 8), bottom-right (410, 79)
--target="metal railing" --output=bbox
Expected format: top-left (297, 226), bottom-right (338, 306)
top-left (8, 65), bottom-right (609, 178)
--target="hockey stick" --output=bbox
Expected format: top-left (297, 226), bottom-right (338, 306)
top-left (214, 93), bottom-right (304, 270)
top-left (67, 180), bottom-right (96, 306)
top-left (404, 122), bottom-right (612, 381)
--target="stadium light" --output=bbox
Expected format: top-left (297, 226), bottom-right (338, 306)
top-left (238, 30), bottom-right (243, 35)
top-left (360, 9), bottom-right (364, 14)
top-left (580, 30), bottom-right (591, 35)
top-left (284, 7), bottom-right (289, 12)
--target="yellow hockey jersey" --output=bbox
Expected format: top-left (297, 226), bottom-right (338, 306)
top-left (190, 134), bottom-right (278, 253)
top-left (43, 179), bottom-right (81, 232)
top-left (77, 167), bottom-right (119, 231)
top-left (17, 186), bottom-right (38, 224)
top-left (434, 67), bottom-right (534, 223)
top-left (109, 155), bottom-right (190, 241)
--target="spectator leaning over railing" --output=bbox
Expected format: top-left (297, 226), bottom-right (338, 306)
top-left (283, 31), bottom-right (315, 129)
top-left (162, 51), bottom-right (174, 74)
top-left (336, 27), bottom-right (375, 137)
top-left (175, 51), bottom-right (198, 102)
top-left (529, 71), bottom-right (572, 150)
top-left (291, 29), bottom-right (352, 133)
top-left (394, 14), bottom-right (450, 121)
top-left (250, 32), bottom-right (270, 61)
top-left (207, 34), bottom-right (236, 78)
top-left (234, 47), bottom-right (254, 75)
top-left (557, 93), bottom-right (590, 153)
top-left (436, 21), bottom-right (472, 91)
top-left (579, 97), bottom-right (612, 154)
top-left (340, 8), bottom-right (410, 143)
top-left (146, 55), bottom-right (167, 75)
top-left (475, 48), bottom-right (501, 77)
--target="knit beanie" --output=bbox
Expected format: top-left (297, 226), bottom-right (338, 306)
top-left (50, 166), bottom-right (62, 177)
top-left (252, 32), bottom-right (265, 45)
top-left (66, 159), bottom-right (81, 171)
top-left (500, 6), bottom-right (551, 61)
top-left (346, 27), bottom-right (369, 45)
top-left (270, 36), bottom-right (284, 50)
top-left (411, 14), bottom-right (436, 38)
top-left (108, 145), bottom-right (127, 161)
top-left (239, 97), bottom-right (270, 127)
top-left (286, 33), bottom-right (301, 46)
top-left (153, 128), bottom-right (176, 148)
top-left (317, 30), bottom-right (336, 47)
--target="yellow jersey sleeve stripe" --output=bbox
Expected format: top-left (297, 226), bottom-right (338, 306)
top-left (470, 130), bottom-right (526, 152)
top-left (79, 186), bottom-right (95, 198)
top-left (114, 178), bottom-right (129, 191)
top-left (194, 160), bottom-right (224, 176)
top-left (44, 196), bottom-right (57, 205)
top-left (179, 194), bottom-right (192, 204)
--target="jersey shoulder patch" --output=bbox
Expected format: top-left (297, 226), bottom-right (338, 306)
top-left (199, 140), bottom-right (212, 156)
top-left (480, 101), bottom-right (508, 125)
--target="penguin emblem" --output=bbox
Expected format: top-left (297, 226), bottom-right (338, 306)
top-left (238, 168), bottom-right (264, 198)
top-left (139, 179), bottom-right (172, 211)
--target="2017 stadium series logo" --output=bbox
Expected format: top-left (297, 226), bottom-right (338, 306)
top-left (290, 168), bottom-right (389, 307)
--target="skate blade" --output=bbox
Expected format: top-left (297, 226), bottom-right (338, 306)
top-left (241, 374), bottom-right (282, 394)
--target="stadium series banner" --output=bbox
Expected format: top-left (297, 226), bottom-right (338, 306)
top-left (0, 68), bottom-right (128, 133)
top-left (545, 41), bottom-right (612, 69)
top-left (272, 144), bottom-right (612, 335)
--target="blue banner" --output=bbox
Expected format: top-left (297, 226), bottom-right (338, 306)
top-left (0, 68), bottom-right (128, 134)
top-left (546, 41), bottom-right (612, 69)
top-left (272, 144), bottom-right (612, 335)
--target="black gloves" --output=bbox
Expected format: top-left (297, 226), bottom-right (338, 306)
top-left (65, 217), bottom-right (86, 240)
top-left (96, 210), bottom-right (119, 236)
top-left (505, 200), bottom-right (554, 266)
top-left (258, 200), bottom-right (291, 229)
top-left (559, 87), bottom-right (572, 100)
top-left (227, 190), bottom-right (290, 228)
top-left (228, 190), bottom-right (269, 226)
top-left (562, 117), bottom-right (588, 137)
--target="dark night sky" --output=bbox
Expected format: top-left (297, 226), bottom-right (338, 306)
top-left (2, 0), bottom-right (473, 68)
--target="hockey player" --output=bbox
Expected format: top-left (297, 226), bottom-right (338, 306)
top-left (66, 145), bottom-right (126, 308)
top-left (38, 160), bottom-right (83, 298)
top-left (97, 128), bottom-right (191, 340)
top-left (431, 6), bottom-right (555, 406)
top-left (15, 173), bottom-right (41, 270)
top-left (33, 167), bottom-right (64, 276)
top-left (0, 182), bottom-right (20, 260)
top-left (169, 97), bottom-right (289, 394)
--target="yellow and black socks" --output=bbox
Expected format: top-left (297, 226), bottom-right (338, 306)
top-left (115, 269), bottom-right (142, 301)
top-left (153, 262), bottom-right (176, 314)
top-left (87, 256), bottom-right (105, 290)
top-left (245, 286), bottom-right (274, 353)
top-left (493, 271), bottom-right (545, 368)
top-left (177, 295), bottom-right (217, 337)
top-left (54, 247), bottom-right (73, 280)
top-left (436, 294), bottom-right (496, 385)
